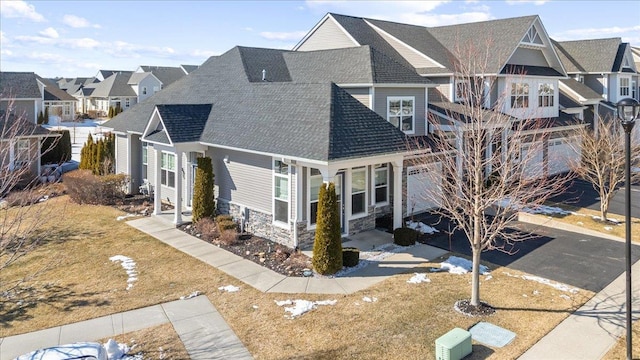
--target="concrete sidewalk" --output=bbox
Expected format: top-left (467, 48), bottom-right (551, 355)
top-left (127, 216), bottom-right (448, 295)
top-left (0, 295), bottom-right (252, 360)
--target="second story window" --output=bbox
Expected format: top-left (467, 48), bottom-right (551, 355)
top-left (511, 83), bottom-right (529, 108)
top-left (387, 97), bottom-right (414, 134)
top-left (142, 87), bottom-right (147, 95)
top-left (538, 83), bottom-right (554, 107)
top-left (125, 98), bottom-right (130, 108)
top-left (620, 78), bottom-right (630, 97)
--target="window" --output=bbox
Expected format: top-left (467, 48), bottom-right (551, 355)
top-left (15, 139), bottom-right (30, 168)
top-left (141, 142), bottom-right (148, 178)
top-left (538, 83), bottom-right (554, 107)
top-left (274, 160), bottom-right (289, 224)
top-left (522, 25), bottom-right (543, 45)
top-left (387, 97), bottom-right (414, 133)
top-left (632, 80), bottom-right (637, 100)
top-left (351, 167), bottom-right (366, 215)
top-left (142, 87), bottom-right (147, 95)
top-left (374, 164), bottom-right (388, 204)
top-left (161, 152), bottom-right (175, 188)
top-left (125, 98), bottom-right (130, 108)
top-left (511, 83), bottom-right (529, 108)
top-left (455, 79), bottom-right (470, 102)
top-left (620, 78), bottom-right (630, 97)
top-left (63, 103), bottom-right (71, 116)
top-left (309, 168), bottom-right (322, 225)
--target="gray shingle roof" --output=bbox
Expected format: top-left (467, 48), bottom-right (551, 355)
top-left (139, 66), bottom-right (186, 87)
top-left (0, 72), bottom-right (42, 99)
top-left (500, 65), bottom-right (563, 77)
top-left (128, 72), bottom-right (152, 85)
top-left (181, 65), bottom-right (199, 74)
top-left (155, 104), bottom-right (212, 143)
top-left (104, 47), bottom-right (408, 161)
top-left (559, 92), bottom-right (583, 109)
top-left (37, 76), bottom-right (76, 101)
top-left (90, 72), bottom-right (136, 97)
top-left (0, 117), bottom-right (51, 138)
top-left (553, 38), bottom-right (622, 73)
top-left (560, 78), bottom-right (602, 101)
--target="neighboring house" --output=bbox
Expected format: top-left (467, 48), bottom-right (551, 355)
top-left (0, 72), bottom-right (45, 124)
top-left (180, 64), bottom-right (199, 74)
top-left (128, 72), bottom-right (162, 103)
top-left (58, 77), bottom-right (99, 114)
top-left (295, 13), bottom-right (586, 181)
top-left (82, 71), bottom-right (137, 115)
top-left (37, 76), bottom-right (77, 122)
top-left (103, 45), bottom-right (437, 248)
top-left (136, 66), bottom-right (186, 89)
top-left (1, 114), bottom-right (59, 185)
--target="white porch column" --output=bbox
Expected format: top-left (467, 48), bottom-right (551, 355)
top-left (153, 148), bottom-right (162, 215)
top-left (126, 134), bottom-right (132, 194)
top-left (36, 139), bottom-right (41, 178)
top-left (392, 159), bottom-right (403, 230)
top-left (174, 149), bottom-right (183, 224)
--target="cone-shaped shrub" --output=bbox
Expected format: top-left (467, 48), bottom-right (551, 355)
top-left (43, 107), bottom-right (49, 124)
top-left (192, 156), bottom-right (215, 223)
top-left (312, 182), bottom-right (343, 275)
top-left (108, 106), bottom-right (114, 118)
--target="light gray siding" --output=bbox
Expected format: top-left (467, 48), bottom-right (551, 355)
top-left (584, 74), bottom-right (605, 98)
top-left (130, 135), bottom-right (142, 190)
top-left (1, 100), bottom-right (37, 123)
top-left (115, 134), bottom-right (128, 175)
top-left (508, 47), bottom-right (548, 67)
top-left (374, 87), bottom-right (427, 136)
top-left (297, 18), bottom-right (357, 51)
top-left (345, 87), bottom-right (371, 108)
top-left (212, 148), bottom-right (272, 213)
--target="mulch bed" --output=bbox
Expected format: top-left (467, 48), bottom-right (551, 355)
top-left (178, 223), bottom-right (312, 277)
top-left (454, 299), bottom-right (496, 317)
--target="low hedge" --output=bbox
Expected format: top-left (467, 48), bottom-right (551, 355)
top-left (342, 247), bottom-right (360, 267)
top-left (393, 227), bottom-right (417, 246)
top-left (64, 170), bottom-right (127, 205)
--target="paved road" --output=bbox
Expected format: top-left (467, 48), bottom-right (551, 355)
top-left (550, 179), bottom-right (640, 219)
top-left (423, 220), bottom-right (640, 293)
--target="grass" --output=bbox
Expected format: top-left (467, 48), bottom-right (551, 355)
top-left (605, 319), bottom-right (640, 360)
top-left (541, 202), bottom-right (640, 243)
top-left (1, 195), bottom-right (596, 359)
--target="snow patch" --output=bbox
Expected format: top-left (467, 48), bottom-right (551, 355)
top-left (319, 243), bottom-right (410, 277)
top-left (218, 285), bottom-right (240, 292)
top-left (109, 255), bottom-right (137, 290)
top-left (503, 272), bottom-right (578, 293)
top-left (362, 296), bottom-right (378, 303)
top-left (604, 226), bottom-right (613, 231)
top-left (116, 213), bottom-right (138, 221)
top-left (433, 256), bottom-right (489, 275)
top-left (180, 291), bottom-right (201, 300)
top-left (275, 299), bottom-right (337, 319)
top-left (406, 220), bottom-right (439, 234)
top-left (407, 273), bottom-right (431, 284)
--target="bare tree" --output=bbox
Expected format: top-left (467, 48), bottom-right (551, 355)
top-left (408, 42), bottom-right (572, 309)
top-left (1, 98), bottom-right (60, 296)
top-left (567, 116), bottom-right (640, 221)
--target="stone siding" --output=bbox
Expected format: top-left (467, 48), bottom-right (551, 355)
top-left (348, 205), bottom-right (376, 235)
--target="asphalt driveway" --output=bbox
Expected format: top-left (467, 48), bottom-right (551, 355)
top-left (422, 219), bottom-right (640, 293)
top-left (550, 179), bottom-right (640, 219)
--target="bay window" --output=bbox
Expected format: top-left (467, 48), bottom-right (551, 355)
top-left (161, 152), bottom-right (175, 188)
top-left (274, 160), bottom-right (289, 224)
top-left (511, 83), bottom-right (529, 108)
top-left (374, 164), bottom-right (388, 204)
top-left (309, 168), bottom-right (322, 225)
top-left (620, 77), bottom-right (630, 97)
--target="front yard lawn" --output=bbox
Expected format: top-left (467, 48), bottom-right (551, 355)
top-left (2, 196), bottom-right (595, 359)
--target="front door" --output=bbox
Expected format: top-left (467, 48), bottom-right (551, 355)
top-left (186, 152), bottom-right (202, 208)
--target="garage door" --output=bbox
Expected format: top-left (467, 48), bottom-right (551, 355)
top-left (406, 163), bottom-right (442, 215)
top-left (548, 136), bottom-right (581, 176)
top-left (521, 141), bottom-right (544, 180)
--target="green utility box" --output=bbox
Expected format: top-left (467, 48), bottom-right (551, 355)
top-left (435, 328), bottom-right (472, 360)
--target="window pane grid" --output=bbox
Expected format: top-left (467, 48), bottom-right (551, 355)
top-left (387, 97), bottom-right (414, 132)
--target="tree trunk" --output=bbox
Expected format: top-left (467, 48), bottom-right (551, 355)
top-left (471, 245), bottom-right (481, 306)
top-left (600, 192), bottom-right (609, 222)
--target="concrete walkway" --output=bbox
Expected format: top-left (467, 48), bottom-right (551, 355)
top-left (127, 216), bottom-right (448, 294)
top-left (0, 295), bottom-right (252, 360)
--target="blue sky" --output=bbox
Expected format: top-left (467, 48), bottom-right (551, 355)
top-left (1, 0), bottom-right (639, 78)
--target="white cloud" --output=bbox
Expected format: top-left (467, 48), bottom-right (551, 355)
top-left (306, 0), bottom-right (449, 13)
top-left (1, 48), bottom-right (14, 57)
top-left (105, 41), bottom-right (176, 58)
top-left (505, 0), bottom-right (549, 5)
top-left (14, 35), bottom-right (101, 49)
top-left (0, 31), bottom-right (7, 43)
top-left (39, 27), bottom-right (59, 39)
top-left (62, 14), bottom-right (100, 28)
top-left (259, 31), bottom-right (307, 41)
top-left (394, 11), bottom-right (492, 27)
top-left (0, 1), bottom-right (45, 22)
top-left (191, 49), bottom-right (218, 57)
top-left (25, 52), bottom-right (65, 62)
top-left (554, 25), bottom-right (640, 41)
top-left (243, 27), bottom-right (253, 31)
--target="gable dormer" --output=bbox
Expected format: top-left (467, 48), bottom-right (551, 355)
top-left (506, 18), bottom-right (565, 75)
top-left (142, 107), bottom-right (172, 145)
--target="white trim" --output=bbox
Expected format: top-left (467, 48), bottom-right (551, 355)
top-left (141, 107), bottom-right (173, 146)
top-left (373, 163), bottom-right (389, 206)
top-left (272, 158), bottom-right (291, 228)
top-left (307, 167), bottom-right (323, 229)
top-left (349, 166), bottom-right (368, 217)
top-left (160, 151), bottom-right (176, 189)
top-left (293, 14), bottom-right (360, 51)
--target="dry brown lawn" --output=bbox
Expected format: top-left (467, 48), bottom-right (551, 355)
top-left (604, 319), bottom-right (640, 360)
top-left (98, 324), bottom-right (189, 359)
top-left (542, 202), bottom-right (640, 243)
top-left (1, 195), bottom-right (596, 359)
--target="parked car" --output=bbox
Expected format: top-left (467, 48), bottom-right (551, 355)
top-left (15, 342), bottom-right (107, 360)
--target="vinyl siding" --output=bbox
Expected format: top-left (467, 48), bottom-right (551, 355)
top-left (1, 100), bottom-right (37, 123)
top-left (115, 134), bottom-right (128, 175)
top-left (345, 87), bottom-right (371, 108)
top-left (130, 135), bottom-right (142, 190)
top-left (212, 148), bottom-right (272, 213)
top-left (370, 25), bottom-right (441, 69)
top-left (508, 47), bottom-right (548, 67)
top-left (297, 17), bottom-right (357, 51)
top-left (374, 87), bottom-right (426, 136)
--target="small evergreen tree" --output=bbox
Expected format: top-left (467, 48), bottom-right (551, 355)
top-left (108, 106), bottom-right (114, 118)
top-left (79, 134), bottom-right (94, 170)
top-left (94, 138), bottom-right (103, 175)
top-left (43, 107), bottom-right (49, 124)
top-left (312, 182), bottom-right (343, 275)
top-left (41, 130), bottom-right (71, 164)
top-left (37, 110), bottom-right (44, 124)
top-left (192, 157), bottom-right (215, 223)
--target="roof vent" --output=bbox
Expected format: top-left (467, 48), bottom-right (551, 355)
top-left (262, 69), bottom-right (266, 82)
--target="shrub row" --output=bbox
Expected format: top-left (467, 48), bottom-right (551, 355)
top-left (342, 247), bottom-right (360, 267)
top-left (64, 170), bottom-right (128, 205)
top-left (393, 227), bottom-right (417, 246)
top-left (41, 130), bottom-right (72, 165)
